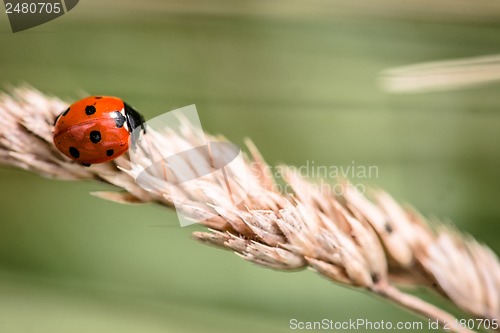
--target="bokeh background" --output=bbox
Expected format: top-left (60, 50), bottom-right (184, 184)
top-left (1, 1), bottom-right (500, 332)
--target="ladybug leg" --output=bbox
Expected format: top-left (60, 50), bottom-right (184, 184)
top-left (54, 106), bottom-right (70, 126)
top-left (53, 113), bottom-right (62, 126)
top-left (81, 163), bottom-right (91, 167)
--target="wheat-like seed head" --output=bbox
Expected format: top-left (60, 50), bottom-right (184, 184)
top-left (1, 86), bottom-right (498, 332)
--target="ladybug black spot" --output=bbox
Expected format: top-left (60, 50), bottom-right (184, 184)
top-left (95, 96), bottom-right (102, 99)
top-left (89, 130), bottom-right (101, 144)
top-left (85, 105), bottom-right (96, 115)
top-left (106, 149), bottom-right (114, 157)
top-left (114, 111), bottom-right (126, 128)
top-left (69, 147), bottom-right (80, 159)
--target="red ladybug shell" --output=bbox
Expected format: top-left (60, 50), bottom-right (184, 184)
top-left (53, 96), bottom-right (130, 164)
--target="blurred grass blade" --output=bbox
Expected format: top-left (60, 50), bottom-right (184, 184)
top-left (379, 54), bottom-right (500, 93)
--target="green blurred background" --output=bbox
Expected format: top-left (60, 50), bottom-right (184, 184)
top-left (1, 1), bottom-right (500, 332)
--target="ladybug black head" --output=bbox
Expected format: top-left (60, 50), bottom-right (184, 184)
top-left (123, 103), bottom-right (145, 133)
top-left (124, 103), bottom-right (146, 149)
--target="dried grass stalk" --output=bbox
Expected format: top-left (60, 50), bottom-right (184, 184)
top-left (379, 54), bottom-right (500, 93)
top-left (1, 87), bottom-right (499, 333)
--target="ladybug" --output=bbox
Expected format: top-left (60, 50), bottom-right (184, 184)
top-left (53, 96), bottom-right (145, 166)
